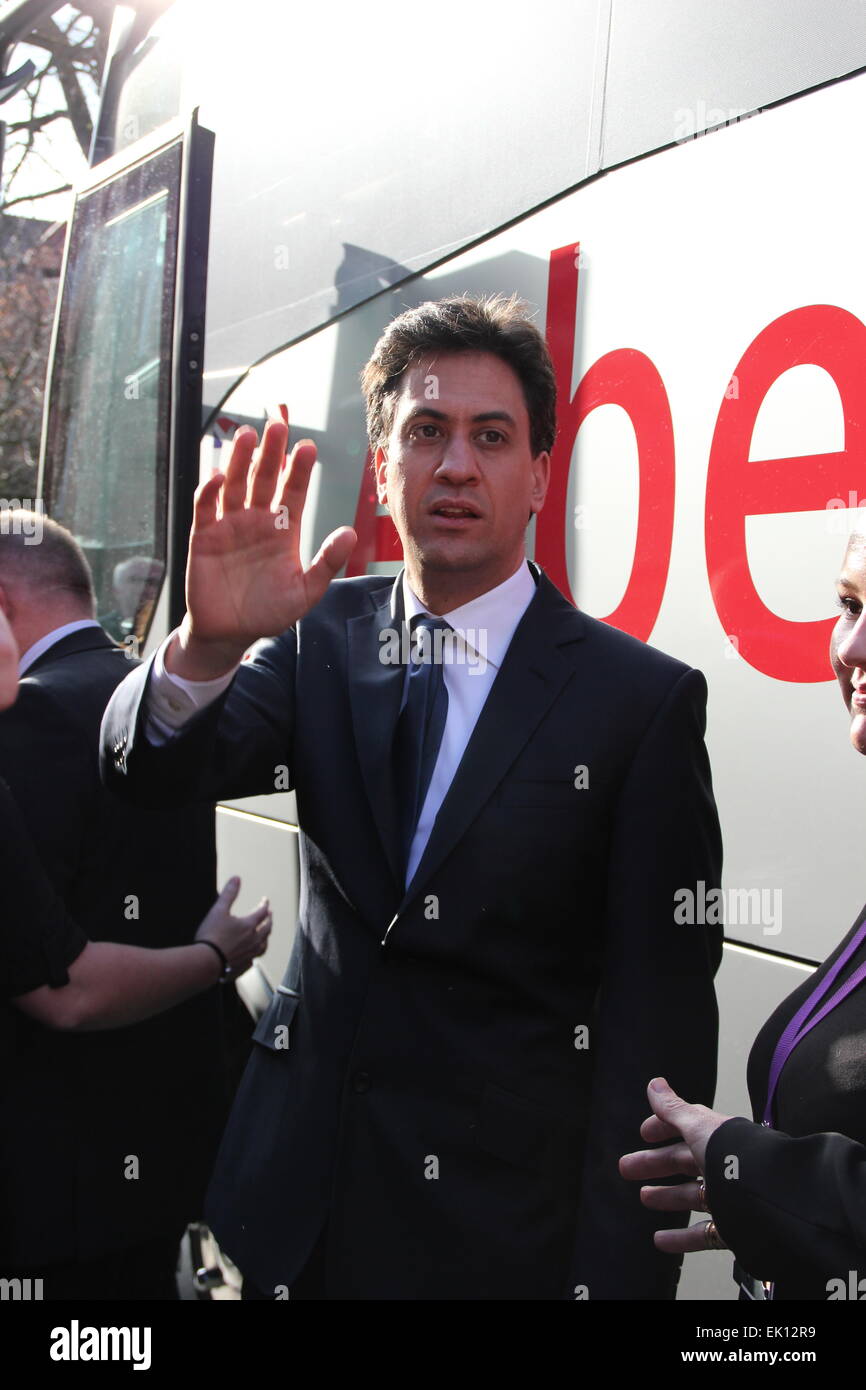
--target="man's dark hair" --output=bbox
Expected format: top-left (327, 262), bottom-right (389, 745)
top-left (0, 511), bottom-right (95, 611)
top-left (361, 293), bottom-right (557, 457)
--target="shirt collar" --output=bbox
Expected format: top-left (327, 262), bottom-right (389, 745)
top-left (18, 619), bottom-right (102, 676)
top-left (401, 560), bottom-right (536, 671)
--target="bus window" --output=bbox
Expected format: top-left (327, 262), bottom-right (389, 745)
top-left (41, 138), bottom-right (182, 645)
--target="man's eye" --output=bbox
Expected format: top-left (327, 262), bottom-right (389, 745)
top-left (409, 423), bottom-right (441, 440)
top-left (478, 429), bottom-right (505, 444)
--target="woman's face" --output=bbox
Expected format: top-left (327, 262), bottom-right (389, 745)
top-left (0, 607), bottom-right (18, 711)
top-left (831, 534), bottom-right (866, 754)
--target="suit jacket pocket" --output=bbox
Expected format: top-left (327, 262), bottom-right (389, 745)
top-left (475, 1082), bottom-right (582, 1175)
top-left (251, 987), bottom-right (300, 1052)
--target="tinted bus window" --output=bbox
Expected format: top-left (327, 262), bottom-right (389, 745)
top-left (42, 140), bottom-right (181, 643)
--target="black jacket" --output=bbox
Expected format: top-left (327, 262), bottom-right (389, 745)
top-left (0, 627), bottom-right (238, 1265)
top-left (0, 776), bottom-right (87, 998)
top-left (705, 905), bottom-right (866, 1300)
top-left (101, 568), bottom-right (723, 1299)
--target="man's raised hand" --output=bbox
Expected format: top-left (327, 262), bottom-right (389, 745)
top-left (169, 419), bottom-right (356, 680)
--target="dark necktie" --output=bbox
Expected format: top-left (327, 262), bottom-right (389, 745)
top-left (393, 614), bottom-right (451, 876)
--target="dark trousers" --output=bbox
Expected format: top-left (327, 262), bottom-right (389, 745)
top-left (5, 1233), bottom-right (183, 1301)
top-left (242, 1224), bottom-right (328, 1301)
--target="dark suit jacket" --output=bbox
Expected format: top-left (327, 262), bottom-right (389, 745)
top-left (0, 627), bottom-right (239, 1266)
top-left (0, 776), bottom-right (88, 999)
top-left (100, 567), bottom-right (723, 1299)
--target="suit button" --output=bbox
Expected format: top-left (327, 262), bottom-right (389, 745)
top-left (352, 1071), bottom-right (371, 1094)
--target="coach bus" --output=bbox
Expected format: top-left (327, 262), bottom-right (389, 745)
top-left (3, 0), bottom-right (866, 1299)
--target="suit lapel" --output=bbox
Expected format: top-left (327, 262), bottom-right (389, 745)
top-left (399, 571), bottom-right (587, 908)
top-left (347, 575), bottom-right (407, 887)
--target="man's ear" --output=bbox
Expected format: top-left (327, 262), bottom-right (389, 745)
top-left (374, 443), bottom-right (389, 506)
top-left (529, 450), bottom-right (551, 515)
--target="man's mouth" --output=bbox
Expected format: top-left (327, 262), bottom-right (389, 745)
top-left (430, 502), bottom-right (481, 520)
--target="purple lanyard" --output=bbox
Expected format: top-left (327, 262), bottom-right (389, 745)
top-left (762, 917), bottom-right (866, 1127)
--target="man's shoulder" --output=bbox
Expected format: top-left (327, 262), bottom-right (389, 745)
top-left (535, 572), bottom-right (697, 689)
top-left (0, 665), bottom-right (69, 736)
top-left (40, 645), bottom-right (130, 692)
top-left (9, 633), bottom-right (131, 733)
top-left (578, 610), bottom-right (695, 682)
top-left (300, 574), bottom-right (393, 628)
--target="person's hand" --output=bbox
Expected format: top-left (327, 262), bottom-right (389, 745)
top-left (195, 876), bottom-right (272, 976)
top-left (0, 607), bottom-right (18, 711)
top-left (618, 1077), bottom-right (734, 1254)
top-left (171, 417), bottom-right (357, 679)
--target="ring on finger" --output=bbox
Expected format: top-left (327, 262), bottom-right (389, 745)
top-left (703, 1219), bottom-right (725, 1251)
top-left (696, 1177), bottom-right (710, 1213)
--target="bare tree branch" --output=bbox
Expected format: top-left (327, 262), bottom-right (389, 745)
top-left (5, 110), bottom-right (69, 134)
top-left (2, 184), bottom-right (71, 209)
top-left (34, 18), bottom-right (94, 154)
top-left (0, 6), bottom-right (108, 495)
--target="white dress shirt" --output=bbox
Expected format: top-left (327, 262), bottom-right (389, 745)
top-left (145, 561), bottom-right (537, 884)
top-left (400, 562), bottom-right (535, 883)
top-left (18, 619), bottom-right (103, 676)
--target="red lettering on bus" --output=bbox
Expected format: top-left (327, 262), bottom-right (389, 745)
top-left (540, 244), bottom-right (675, 641)
top-left (346, 450), bottom-right (401, 575)
top-left (346, 256), bottom-right (857, 685)
top-left (705, 305), bottom-right (866, 682)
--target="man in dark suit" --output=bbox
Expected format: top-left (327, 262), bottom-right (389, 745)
top-left (0, 515), bottom-right (248, 1300)
top-left (101, 295), bottom-right (723, 1300)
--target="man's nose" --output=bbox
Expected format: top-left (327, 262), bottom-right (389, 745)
top-left (436, 434), bottom-right (479, 481)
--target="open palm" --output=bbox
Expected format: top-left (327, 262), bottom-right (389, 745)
top-left (184, 419), bottom-right (356, 658)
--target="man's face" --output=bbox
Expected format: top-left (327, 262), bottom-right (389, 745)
top-left (374, 351), bottom-right (550, 603)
